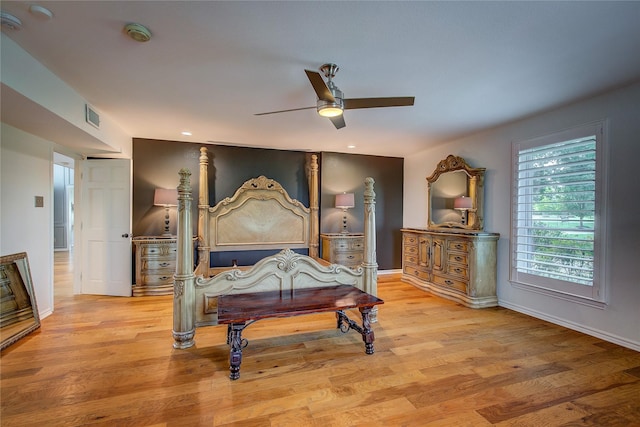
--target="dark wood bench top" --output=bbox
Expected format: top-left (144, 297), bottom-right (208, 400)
top-left (217, 284), bottom-right (383, 324)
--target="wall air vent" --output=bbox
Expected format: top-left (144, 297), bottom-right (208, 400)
top-left (85, 104), bottom-right (100, 129)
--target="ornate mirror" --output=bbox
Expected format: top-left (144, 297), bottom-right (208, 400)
top-left (427, 155), bottom-right (485, 231)
top-left (1, 252), bottom-right (40, 350)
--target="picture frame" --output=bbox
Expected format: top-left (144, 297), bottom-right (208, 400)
top-left (1, 252), bottom-right (41, 351)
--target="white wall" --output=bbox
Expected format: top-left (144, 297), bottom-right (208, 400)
top-left (1, 123), bottom-right (54, 318)
top-left (404, 82), bottom-right (640, 350)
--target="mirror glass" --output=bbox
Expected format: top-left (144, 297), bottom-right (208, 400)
top-left (427, 155), bottom-right (485, 231)
top-left (1, 252), bottom-right (40, 351)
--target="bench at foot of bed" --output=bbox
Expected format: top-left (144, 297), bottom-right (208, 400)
top-left (217, 284), bottom-right (384, 380)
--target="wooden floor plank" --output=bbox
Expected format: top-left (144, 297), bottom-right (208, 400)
top-left (1, 251), bottom-right (638, 426)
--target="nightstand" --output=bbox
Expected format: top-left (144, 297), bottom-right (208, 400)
top-left (132, 236), bottom-right (177, 296)
top-left (320, 233), bottom-right (365, 268)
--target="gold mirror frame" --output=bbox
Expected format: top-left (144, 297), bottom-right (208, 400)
top-left (427, 155), bottom-right (485, 231)
top-left (1, 252), bottom-right (40, 351)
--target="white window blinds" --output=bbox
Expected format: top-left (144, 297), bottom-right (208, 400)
top-left (511, 122), bottom-right (606, 301)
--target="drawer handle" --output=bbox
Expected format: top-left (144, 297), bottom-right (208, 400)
top-left (454, 268), bottom-right (463, 273)
top-left (159, 262), bottom-right (170, 267)
top-left (159, 276), bottom-right (171, 281)
top-left (455, 244), bottom-right (463, 249)
top-left (445, 280), bottom-right (454, 286)
top-left (346, 255), bottom-right (354, 259)
top-left (454, 256), bottom-right (463, 262)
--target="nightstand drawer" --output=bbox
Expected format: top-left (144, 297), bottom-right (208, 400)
top-left (142, 259), bottom-right (176, 270)
top-left (140, 244), bottom-right (177, 257)
top-left (141, 273), bottom-right (175, 286)
top-left (334, 252), bottom-right (363, 265)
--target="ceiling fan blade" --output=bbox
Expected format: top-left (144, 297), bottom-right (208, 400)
top-left (344, 96), bottom-right (415, 110)
top-left (254, 106), bottom-right (316, 116)
top-left (305, 69), bottom-right (335, 102)
top-left (329, 115), bottom-right (346, 129)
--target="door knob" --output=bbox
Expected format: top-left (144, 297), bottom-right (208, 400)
top-left (122, 233), bottom-right (130, 238)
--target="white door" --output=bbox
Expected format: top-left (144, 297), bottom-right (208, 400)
top-left (80, 159), bottom-right (132, 296)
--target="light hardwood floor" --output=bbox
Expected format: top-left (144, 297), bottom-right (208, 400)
top-left (1, 251), bottom-right (639, 426)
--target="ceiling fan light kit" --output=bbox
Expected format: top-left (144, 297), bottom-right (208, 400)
top-left (317, 101), bottom-right (343, 117)
top-left (256, 62), bottom-right (415, 129)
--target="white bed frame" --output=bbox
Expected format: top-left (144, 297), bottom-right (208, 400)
top-left (172, 147), bottom-right (378, 349)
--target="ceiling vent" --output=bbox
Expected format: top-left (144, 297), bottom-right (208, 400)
top-left (85, 104), bottom-right (100, 129)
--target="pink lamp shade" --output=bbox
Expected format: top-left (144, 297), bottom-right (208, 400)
top-left (454, 196), bottom-right (473, 210)
top-left (154, 188), bottom-right (178, 207)
top-left (335, 192), bottom-right (355, 209)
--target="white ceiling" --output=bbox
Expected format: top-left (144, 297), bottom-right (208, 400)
top-left (2, 1), bottom-right (640, 157)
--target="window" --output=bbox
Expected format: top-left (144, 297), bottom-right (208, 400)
top-left (511, 121), bottom-right (607, 302)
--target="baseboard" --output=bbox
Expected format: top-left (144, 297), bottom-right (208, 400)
top-left (378, 269), bottom-right (402, 276)
top-left (499, 300), bottom-right (640, 352)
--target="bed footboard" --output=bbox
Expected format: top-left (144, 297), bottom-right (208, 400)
top-left (172, 164), bottom-right (378, 350)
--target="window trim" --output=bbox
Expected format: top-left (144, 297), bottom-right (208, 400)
top-left (510, 120), bottom-right (608, 304)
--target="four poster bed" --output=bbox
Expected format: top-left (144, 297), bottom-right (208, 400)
top-left (172, 147), bottom-right (379, 350)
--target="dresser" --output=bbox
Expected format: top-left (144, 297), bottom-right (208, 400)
top-left (132, 237), bottom-right (177, 296)
top-left (320, 233), bottom-right (364, 268)
top-left (401, 228), bottom-right (499, 308)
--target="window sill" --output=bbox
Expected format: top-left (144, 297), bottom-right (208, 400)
top-left (510, 280), bottom-right (607, 309)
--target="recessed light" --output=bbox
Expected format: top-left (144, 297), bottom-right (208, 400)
top-left (29, 5), bottom-right (53, 20)
top-left (181, 131), bottom-right (192, 136)
top-left (1, 12), bottom-right (22, 30)
top-left (347, 145), bottom-right (356, 149)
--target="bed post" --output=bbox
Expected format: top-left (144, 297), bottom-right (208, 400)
top-left (308, 154), bottom-right (319, 258)
top-left (197, 147), bottom-right (210, 274)
top-left (363, 177), bottom-right (379, 321)
top-left (173, 168), bottom-right (196, 349)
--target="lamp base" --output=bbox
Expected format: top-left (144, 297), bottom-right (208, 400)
top-left (163, 207), bottom-right (171, 236)
top-left (341, 211), bottom-right (349, 233)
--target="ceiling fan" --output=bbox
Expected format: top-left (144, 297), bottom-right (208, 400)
top-left (255, 63), bottom-right (415, 129)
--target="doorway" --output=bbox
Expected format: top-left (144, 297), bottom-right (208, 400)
top-left (53, 153), bottom-right (75, 299)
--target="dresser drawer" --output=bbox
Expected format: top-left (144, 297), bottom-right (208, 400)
top-left (447, 240), bottom-right (469, 252)
top-left (404, 245), bottom-right (418, 256)
top-left (447, 252), bottom-right (468, 266)
top-left (403, 234), bottom-right (418, 246)
top-left (404, 266), bottom-right (430, 281)
top-left (404, 254), bottom-right (418, 266)
top-left (432, 273), bottom-right (467, 293)
top-left (447, 264), bottom-right (469, 279)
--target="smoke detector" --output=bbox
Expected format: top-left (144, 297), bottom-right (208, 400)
top-left (124, 23), bottom-right (151, 42)
top-left (1, 11), bottom-right (22, 30)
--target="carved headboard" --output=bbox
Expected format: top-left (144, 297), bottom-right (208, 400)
top-left (207, 175), bottom-right (311, 252)
top-left (195, 147), bottom-right (320, 274)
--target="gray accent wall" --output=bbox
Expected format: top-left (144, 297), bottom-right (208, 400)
top-left (132, 139), bottom-right (403, 270)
